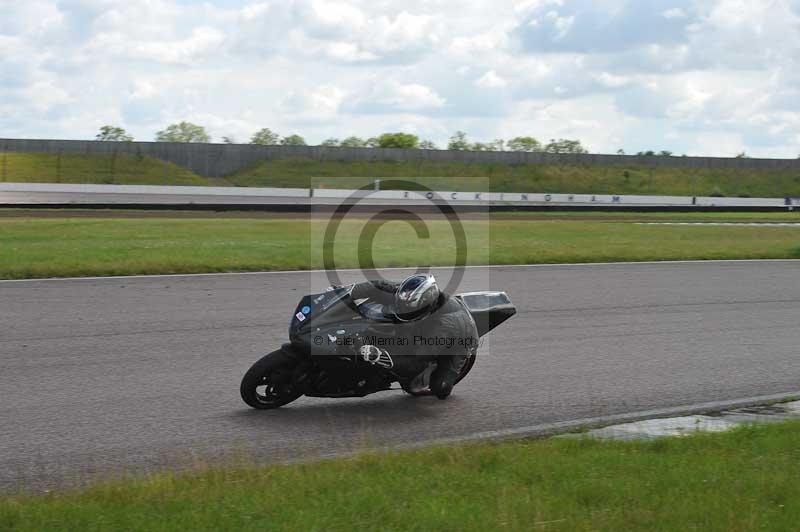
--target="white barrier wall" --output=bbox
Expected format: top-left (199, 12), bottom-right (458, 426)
top-left (0, 183), bottom-right (795, 208)
top-left (0, 182), bottom-right (309, 197)
top-left (695, 196), bottom-right (788, 207)
top-left (308, 188), bottom-right (791, 207)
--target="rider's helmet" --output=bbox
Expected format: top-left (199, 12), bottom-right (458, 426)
top-left (394, 273), bottom-right (440, 322)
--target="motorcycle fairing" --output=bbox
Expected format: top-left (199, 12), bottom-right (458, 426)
top-left (455, 291), bottom-right (517, 337)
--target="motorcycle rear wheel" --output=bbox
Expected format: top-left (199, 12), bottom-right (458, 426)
top-left (240, 348), bottom-right (303, 409)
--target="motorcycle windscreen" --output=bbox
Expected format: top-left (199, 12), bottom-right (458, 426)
top-left (289, 286), bottom-right (363, 345)
top-left (455, 291), bottom-right (517, 337)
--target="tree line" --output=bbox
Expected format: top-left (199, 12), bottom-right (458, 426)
top-left (96, 123), bottom-right (799, 157)
top-left (94, 123), bottom-right (589, 154)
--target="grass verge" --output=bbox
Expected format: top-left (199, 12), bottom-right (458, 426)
top-left (2, 421), bottom-right (800, 531)
top-left (1, 212), bottom-right (799, 279)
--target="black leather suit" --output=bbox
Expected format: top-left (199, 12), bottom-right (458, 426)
top-left (350, 280), bottom-right (478, 398)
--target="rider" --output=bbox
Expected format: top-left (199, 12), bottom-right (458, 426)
top-left (349, 273), bottom-right (478, 399)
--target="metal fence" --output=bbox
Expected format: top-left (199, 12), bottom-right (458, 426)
top-left (2, 137), bottom-right (799, 180)
top-left (0, 139), bottom-right (800, 197)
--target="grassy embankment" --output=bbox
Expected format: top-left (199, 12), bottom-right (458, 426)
top-left (229, 158), bottom-right (800, 197)
top-left (4, 152), bottom-right (800, 197)
top-left (0, 152), bottom-right (209, 186)
top-left (1, 212), bottom-right (799, 279)
top-left (2, 422), bottom-right (800, 531)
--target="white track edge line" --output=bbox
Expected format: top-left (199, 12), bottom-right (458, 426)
top-left (1, 259), bottom-right (798, 283)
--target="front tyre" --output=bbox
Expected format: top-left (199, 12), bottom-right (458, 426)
top-left (240, 347), bottom-right (302, 409)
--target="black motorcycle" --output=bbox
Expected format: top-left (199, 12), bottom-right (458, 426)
top-left (240, 285), bottom-right (516, 409)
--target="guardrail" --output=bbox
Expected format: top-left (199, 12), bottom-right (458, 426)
top-left (0, 183), bottom-right (797, 211)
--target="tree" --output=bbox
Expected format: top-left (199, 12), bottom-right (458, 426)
top-left (507, 136), bottom-right (541, 152)
top-left (472, 140), bottom-right (504, 151)
top-left (340, 136), bottom-right (367, 148)
top-left (320, 138), bottom-right (341, 147)
top-left (418, 140), bottom-right (438, 150)
top-left (280, 134), bottom-right (306, 146)
top-left (544, 138), bottom-right (588, 154)
top-left (155, 122), bottom-right (210, 143)
top-left (366, 137), bottom-right (380, 148)
top-left (375, 132), bottom-right (419, 149)
top-left (250, 128), bottom-right (280, 145)
top-left (735, 151), bottom-right (749, 158)
top-left (96, 125), bottom-right (133, 142)
top-left (616, 149), bottom-right (626, 155)
top-left (637, 150), bottom-right (674, 156)
top-left (222, 136), bottom-right (236, 144)
top-left (447, 131), bottom-right (470, 150)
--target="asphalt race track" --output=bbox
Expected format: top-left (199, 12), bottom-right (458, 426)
top-left (2, 261), bottom-right (799, 490)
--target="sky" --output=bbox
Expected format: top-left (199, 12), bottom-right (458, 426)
top-left (1, 0), bottom-right (799, 157)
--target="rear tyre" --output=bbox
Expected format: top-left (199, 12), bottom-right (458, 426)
top-left (454, 352), bottom-right (476, 385)
top-left (240, 347), bottom-right (303, 409)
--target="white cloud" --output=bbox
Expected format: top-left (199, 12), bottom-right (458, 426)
top-left (347, 81), bottom-right (446, 113)
top-left (476, 70), bottom-right (508, 89)
top-left (279, 85), bottom-right (347, 119)
top-left (594, 72), bottom-right (631, 88)
top-left (120, 27), bottom-right (226, 65)
top-left (129, 80), bottom-right (159, 100)
top-left (322, 42), bottom-right (379, 62)
top-left (448, 30), bottom-right (509, 57)
top-left (662, 8), bottom-right (687, 19)
top-left (0, 0), bottom-right (799, 157)
top-left (304, 0), bottom-right (368, 33)
top-left (23, 80), bottom-right (72, 113)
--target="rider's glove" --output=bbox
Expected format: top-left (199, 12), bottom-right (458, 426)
top-left (359, 345), bottom-right (394, 369)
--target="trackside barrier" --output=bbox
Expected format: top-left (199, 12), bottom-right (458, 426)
top-left (0, 183), bottom-right (795, 209)
top-left (0, 182), bottom-right (309, 197)
top-left (3, 138), bottom-right (800, 179)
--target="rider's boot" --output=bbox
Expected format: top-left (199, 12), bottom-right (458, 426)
top-left (430, 358), bottom-right (461, 400)
top-left (430, 377), bottom-right (454, 399)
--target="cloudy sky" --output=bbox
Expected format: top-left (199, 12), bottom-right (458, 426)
top-left (1, 0), bottom-right (799, 156)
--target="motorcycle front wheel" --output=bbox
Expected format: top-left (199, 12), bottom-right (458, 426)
top-left (240, 347), bottom-right (303, 409)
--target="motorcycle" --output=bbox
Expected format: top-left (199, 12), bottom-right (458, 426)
top-left (240, 285), bottom-right (516, 409)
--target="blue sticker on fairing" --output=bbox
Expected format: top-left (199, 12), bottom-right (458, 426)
top-left (301, 306), bottom-right (311, 314)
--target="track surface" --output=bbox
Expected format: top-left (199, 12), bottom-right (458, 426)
top-left (2, 261), bottom-right (799, 490)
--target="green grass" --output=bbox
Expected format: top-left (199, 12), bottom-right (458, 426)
top-left (228, 157), bottom-right (800, 197)
top-left (1, 212), bottom-right (799, 279)
top-left (4, 152), bottom-right (800, 197)
top-left (492, 210), bottom-right (800, 221)
top-left (3, 422), bottom-right (800, 531)
top-left (0, 152), bottom-right (209, 185)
